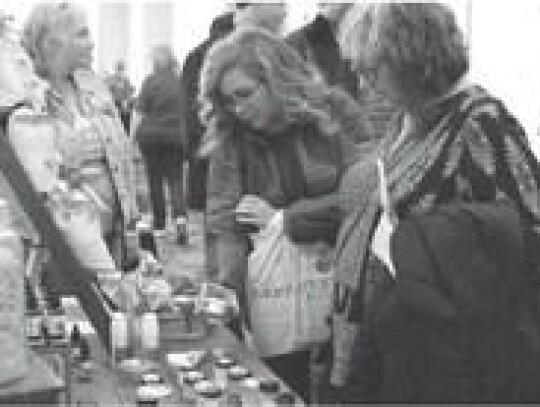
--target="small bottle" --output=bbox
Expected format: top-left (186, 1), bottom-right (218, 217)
top-left (46, 295), bottom-right (65, 341)
top-left (137, 221), bottom-right (158, 259)
top-left (25, 308), bottom-right (43, 342)
top-left (195, 381), bottom-right (222, 407)
top-left (79, 331), bottom-right (91, 362)
top-left (136, 385), bottom-right (160, 407)
top-left (213, 356), bottom-right (235, 389)
top-left (25, 281), bottom-right (43, 342)
top-left (241, 377), bottom-right (261, 406)
top-left (111, 312), bottom-right (129, 364)
top-left (175, 216), bottom-right (188, 246)
top-left (70, 324), bottom-right (83, 361)
top-left (259, 379), bottom-right (280, 407)
top-left (140, 312), bottom-right (159, 360)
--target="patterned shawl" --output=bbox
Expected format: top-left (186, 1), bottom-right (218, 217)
top-left (330, 85), bottom-right (540, 386)
top-left (45, 70), bottom-right (139, 226)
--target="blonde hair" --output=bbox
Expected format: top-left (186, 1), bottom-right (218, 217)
top-left (339, 3), bottom-right (468, 101)
top-left (199, 27), bottom-right (349, 156)
top-left (21, 2), bottom-right (82, 77)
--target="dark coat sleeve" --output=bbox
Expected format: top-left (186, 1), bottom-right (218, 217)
top-left (283, 91), bottom-right (378, 245)
top-left (135, 76), bottom-right (152, 113)
top-left (283, 193), bottom-right (341, 245)
top-left (181, 43), bottom-right (208, 158)
top-left (206, 141), bottom-right (249, 295)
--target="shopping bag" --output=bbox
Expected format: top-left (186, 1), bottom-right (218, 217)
top-left (246, 211), bottom-right (333, 357)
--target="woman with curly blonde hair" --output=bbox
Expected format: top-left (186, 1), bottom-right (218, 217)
top-left (330, 3), bottom-right (540, 403)
top-left (199, 27), bottom-right (373, 401)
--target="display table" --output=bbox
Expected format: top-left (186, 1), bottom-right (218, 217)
top-left (69, 306), bottom-right (305, 406)
top-left (0, 350), bottom-right (64, 406)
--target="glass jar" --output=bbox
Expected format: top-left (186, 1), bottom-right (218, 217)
top-left (25, 308), bottom-right (43, 341)
top-left (111, 312), bottom-right (128, 364)
top-left (213, 356), bottom-right (235, 389)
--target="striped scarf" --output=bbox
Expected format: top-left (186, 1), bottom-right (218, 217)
top-left (330, 85), bottom-right (507, 386)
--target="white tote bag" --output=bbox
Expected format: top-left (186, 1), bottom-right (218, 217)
top-left (246, 211), bottom-right (334, 358)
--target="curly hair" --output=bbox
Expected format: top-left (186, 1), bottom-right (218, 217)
top-left (339, 3), bottom-right (468, 102)
top-left (198, 27), bottom-right (358, 156)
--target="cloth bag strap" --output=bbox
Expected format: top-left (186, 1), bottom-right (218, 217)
top-left (0, 105), bottom-right (112, 346)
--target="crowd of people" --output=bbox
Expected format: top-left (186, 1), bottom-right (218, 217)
top-left (1, 1), bottom-right (540, 404)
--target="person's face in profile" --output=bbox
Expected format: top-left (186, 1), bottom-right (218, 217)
top-left (44, 6), bottom-right (94, 76)
top-left (219, 67), bottom-right (283, 132)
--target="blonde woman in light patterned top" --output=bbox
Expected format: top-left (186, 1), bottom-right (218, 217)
top-left (22, 2), bottom-right (140, 268)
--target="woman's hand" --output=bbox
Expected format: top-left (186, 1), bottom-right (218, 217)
top-left (234, 195), bottom-right (276, 229)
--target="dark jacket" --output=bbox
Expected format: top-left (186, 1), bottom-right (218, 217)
top-left (372, 201), bottom-right (540, 402)
top-left (135, 69), bottom-right (186, 147)
top-left (287, 15), bottom-right (358, 99)
top-left (182, 13), bottom-right (234, 158)
top-left (333, 86), bottom-right (540, 402)
top-left (207, 91), bottom-right (373, 296)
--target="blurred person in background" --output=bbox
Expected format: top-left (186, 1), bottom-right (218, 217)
top-left (233, 2), bottom-right (287, 35)
top-left (183, 11), bottom-right (234, 212)
top-left (330, 3), bottom-right (540, 403)
top-left (22, 1), bottom-right (139, 269)
top-left (182, 10), bottom-right (235, 280)
top-left (106, 59), bottom-right (134, 134)
top-left (133, 45), bottom-right (188, 244)
top-left (287, 3), bottom-right (358, 100)
top-left (199, 27), bottom-right (373, 401)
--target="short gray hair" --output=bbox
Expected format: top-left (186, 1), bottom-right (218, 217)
top-left (339, 3), bottom-right (468, 101)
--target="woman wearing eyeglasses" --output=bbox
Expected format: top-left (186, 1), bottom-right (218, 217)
top-left (199, 27), bottom-right (373, 401)
top-left (330, 3), bottom-right (540, 403)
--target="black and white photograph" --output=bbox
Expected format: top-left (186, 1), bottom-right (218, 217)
top-left (0, 1), bottom-right (539, 405)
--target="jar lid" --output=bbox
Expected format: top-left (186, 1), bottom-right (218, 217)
top-left (136, 384), bottom-right (172, 400)
top-left (227, 365), bottom-right (250, 380)
top-left (184, 370), bottom-right (205, 384)
top-left (215, 357), bottom-right (235, 368)
top-left (194, 380), bottom-right (222, 398)
top-left (140, 372), bottom-right (162, 384)
top-left (242, 377), bottom-right (259, 389)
